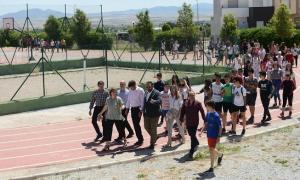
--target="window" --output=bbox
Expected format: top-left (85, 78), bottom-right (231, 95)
top-left (253, 0), bottom-right (263, 7)
top-left (256, 21), bottom-right (265, 27)
top-left (228, 0), bottom-right (238, 8)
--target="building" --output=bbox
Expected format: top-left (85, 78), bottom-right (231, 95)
top-left (274, 0), bottom-right (300, 28)
top-left (212, 0), bottom-right (300, 40)
top-left (211, 0), bottom-right (275, 40)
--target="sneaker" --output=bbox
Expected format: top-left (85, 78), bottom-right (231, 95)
top-left (272, 103), bottom-right (277, 107)
top-left (265, 117), bottom-right (272, 122)
top-left (217, 154), bottom-right (224, 165)
top-left (134, 141), bottom-right (143, 146)
top-left (221, 128), bottom-right (226, 135)
top-left (241, 129), bottom-right (246, 136)
top-left (126, 133), bottom-right (134, 139)
top-left (94, 134), bottom-right (103, 142)
top-left (246, 116), bottom-right (254, 125)
top-left (279, 112), bottom-right (284, 118)
top-left (228, 130), bottom-right (236, 135)
top-left (207, 167), bottom-right (214, 173)
top-left (289, 111), bottom-right (292, 117)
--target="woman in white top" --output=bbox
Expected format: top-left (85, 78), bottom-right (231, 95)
top-left (165, 86), bottom-right (185, 147)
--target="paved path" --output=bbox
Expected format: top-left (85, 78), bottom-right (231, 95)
top-left (0, 69), bottom-right (300, 178)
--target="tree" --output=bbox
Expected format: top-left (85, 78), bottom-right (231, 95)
top-left (70, 9), bottom-right (91, 47)
top-left (220, 14), bottom-right (238, 43)
top-left (269, 3), bottom-right (295, 39)
top-left (162, 23), bottom-right (172, 32)
top-left (44, 16), bottom-right (62, 41)
top-left (177, 3), bottom-right (195, 39)
top-left (133, 10), bottom-right (154, 51)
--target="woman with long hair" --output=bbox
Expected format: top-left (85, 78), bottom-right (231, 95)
top-left (98, 88), bottom-right (127, 151)
top-left (171, 74), bottom-right (180, 87)
top-left (285, 63), bottom-right (296, 86)
top-left (165, 86), bottom-right (185, 147)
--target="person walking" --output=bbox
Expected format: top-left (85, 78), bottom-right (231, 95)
top-left (270, 62), bottom-right (283, 107)
top-left (244, 69), bottom-right (258, 124)
top-left (98, 88), bottom-right (127, 151)
top-left (210, 73), bottom-right (223, 117)
top-left (89, 81), bottom-right (109, 142)
top-left (258, 71), bottom-right (274, 124)
top-left (280, 74), bottom-right (296, 119)
top-left (180, 91), bottom-right (206, 159)
top-left (231, 77), bottom-right (247, 135)
top-left (117, 80), bottom-right (134, 140)
top-left (165, 85), bottom-right (184, 147)
top-left (159, 84), bottom-right (170, 127)
top-left (154, 72), bottom-right (165, 92)
top-left (125, 80), bottom-right (145, 146)
top-left (143, 81), bottom-right (161, 149)
top-left (221, 74), bottom-right (234, 134)
top-left (199, 100), bottom-right (223, 173)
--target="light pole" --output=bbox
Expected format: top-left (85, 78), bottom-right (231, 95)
top-left (131, 21), bottom-right (135, 63)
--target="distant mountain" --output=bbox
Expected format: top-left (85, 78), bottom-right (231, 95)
top-left (0, 3), bottom-right (213, 28)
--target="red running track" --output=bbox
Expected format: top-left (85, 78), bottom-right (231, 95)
top-left (0, 68), bottom-right (300, 172)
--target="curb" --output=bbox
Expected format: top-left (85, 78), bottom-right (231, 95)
top-left (9, 119), bottom-right (300, 180)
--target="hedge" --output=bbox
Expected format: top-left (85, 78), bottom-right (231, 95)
top-left (239, 27), bottom-right (300, 47)
top-left (0, 72), bottom-right (228, 116)
top-left (0, 58), bottom-right (104, 76)
top-left (0, 91), bottom-right (92, 116)
top-left (0, 58), bottom-right (230, 76)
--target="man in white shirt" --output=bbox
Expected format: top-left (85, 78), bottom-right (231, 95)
top-left (125, 80), bottom-right (145, 146)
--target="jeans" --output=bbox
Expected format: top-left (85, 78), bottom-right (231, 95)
top-left (166, 109), bottom-right (184, 144)
top-left (131, 107), bottom-right (144, 142)
top-left (187, 126), bottom-right (199, 154)
top-left (144, 116), bottom-right (159, 145)
top-left (272, 79), bottom-right (281, 104)
top-left (261, 97), bottom-right (271, 119)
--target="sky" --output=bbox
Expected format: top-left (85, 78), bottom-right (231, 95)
top-left (0, 0), bottom-right (213, 14)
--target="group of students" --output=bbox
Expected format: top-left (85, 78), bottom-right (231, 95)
top-left (89, 73), bottom-right (225, 172)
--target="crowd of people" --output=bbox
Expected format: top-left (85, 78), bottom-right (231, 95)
top-left (18, 37), bottom-right (67, 53)
top-left (88, 39), bottom-right (298, 172)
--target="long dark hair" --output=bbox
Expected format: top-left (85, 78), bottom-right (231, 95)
top-left (171, 75), bottom-right (180, 86)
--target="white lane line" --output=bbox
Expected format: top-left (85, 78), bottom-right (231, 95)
top-left (0, 131), bottom-right (93, 144)
top-left (0, 119), bottom-right (89, 132)
top-left (0, 124), bottom-right (90, 138)
top-left (0, 135), bottom-right (152, 161)
top-left (0, 138), bottom-right (91, 152)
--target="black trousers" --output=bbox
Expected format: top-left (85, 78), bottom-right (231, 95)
top-left (92, 106), bottom-right (106, 137)
top-left (131, 107), bottom-right (144, 142)
top-left (105, 120), bottom-right (125, 141)
top-left (187, 126), bottom-right (199, 154)
top-left (118, 109), bottom-right (134, 139)
top-left (261, 97), bottom-right (271, 119)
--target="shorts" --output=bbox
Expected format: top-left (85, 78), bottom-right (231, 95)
top-left (222, 102), bottom-right (233, 113)
top-left (246, 92), bottom-right (257, 106)
top-left (214, 102), bottom-right (223, 112)
top-left (208, 138), bottom-right (218, 148)
top-left (283, 94), bottom-right (293, 107)
top-left (232, 105), bottom-right (246, 113)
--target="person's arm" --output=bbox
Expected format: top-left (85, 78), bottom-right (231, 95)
top-left (139, 89), bottom-right (145, 111)
top-left (98, 105), bottom-right (108, 121)
top-left (179, 103), bottom-right (186, 123)
top-left (199, 122), bottom-right (207, 137)
top-left (89, 92), bottom-right (96, 115)
top-left (198, 102), bottom-right (206, 122)
top-left (150, 91), bottom-right (161, 105)
top-left (126, 91), bottom-right (131, 109)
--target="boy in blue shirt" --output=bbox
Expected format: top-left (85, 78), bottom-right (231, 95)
top-left (200, 100), bottom-right (223, 173)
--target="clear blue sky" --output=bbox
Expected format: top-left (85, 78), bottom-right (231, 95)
top-left (0, 0), bottom-right (212, 14)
